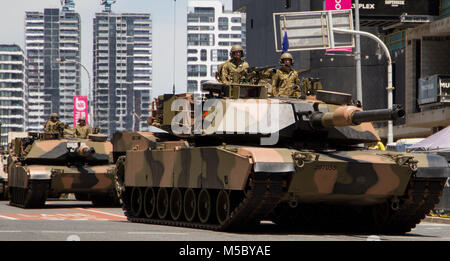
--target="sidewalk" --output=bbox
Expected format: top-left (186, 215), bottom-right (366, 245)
top-left (424, 216), bottom-right (450, 225)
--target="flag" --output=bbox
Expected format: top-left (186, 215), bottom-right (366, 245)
top-left (282, 31), bottom-right (289, 53)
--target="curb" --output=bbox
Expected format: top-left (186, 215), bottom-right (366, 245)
top-left (423, 216), bottom-right (450, 225)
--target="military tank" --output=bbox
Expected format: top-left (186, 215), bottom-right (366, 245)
top-left (113, 82), bottom-right (449, 233)
top-left (8, 131), bottom-right (120, 208)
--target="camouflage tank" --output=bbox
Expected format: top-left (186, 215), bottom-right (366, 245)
top-left (113, 82), bottom-right (449, 233)
top-left (8, 131), bottom-right (120, 208)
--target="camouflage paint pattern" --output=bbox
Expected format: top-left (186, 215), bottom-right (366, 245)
top-left (26, 138), bottom-right (112, 160)
top-left (7, 135), bottom-right (117, 194)
top-left (122, 142), bottom-right (449, 205)
top-left (124, 144), bottom-right (253, 190)
top-left (151, 94), bottom-right (383, 144)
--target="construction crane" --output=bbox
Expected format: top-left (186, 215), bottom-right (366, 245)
top-left (101, 0), bottom-right (117, 12)
top-left (60, 0), bottom-right (75, 13)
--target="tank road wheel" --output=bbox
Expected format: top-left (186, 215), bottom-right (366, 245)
top-left (143, 187), bottom-right (156, 218)
top-left (170, 188), bottom-right (183, 221)
top-left (216, 190), bottom-right (230, 225)
top-left (184, 188), bottom-right (196, 222)
top-left (130, 187), bottom-right (143, 217)
top-left (157, 188), bottom-right (169, 219)
top-left (198, 189), bottom-right (211, 224)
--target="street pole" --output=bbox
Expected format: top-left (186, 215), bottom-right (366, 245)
top-left (173, 0), bottom-right (176, 95)
top-left (333, 28), bottom-right (394, 144)
top-left (56, 58), bottom-right (93, 127)
top-left (354, 0), bottom-right (363, 104)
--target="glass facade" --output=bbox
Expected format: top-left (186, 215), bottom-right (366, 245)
top-left (25, 8), bottom-right (81, 132)
top-left (93, 12), bottom-right (152, 136)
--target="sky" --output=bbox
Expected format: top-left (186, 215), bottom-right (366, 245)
top-left (0, 0), bottom-right (233, 98)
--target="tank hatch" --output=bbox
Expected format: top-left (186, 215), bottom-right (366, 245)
top-left (316, 90), bottom-right (352, 105)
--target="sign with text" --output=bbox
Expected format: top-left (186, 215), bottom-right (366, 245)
top-left (355, 0), bottom-right (439, 18)
top-left (273, 10), bottom-right (354, 52)
top-left (73, 96), bottom-right (88, 127)
top-left (326, 0), bottom-right (352, 52)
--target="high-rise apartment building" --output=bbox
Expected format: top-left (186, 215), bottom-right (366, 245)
top-left (187, 0), bottom-right (246, 92)
top-left (93, 11), bottom-right (152, 137)
top-left (25, 6), bottom-right (81, 132)
top-left (0, 45), bottom-right (26, 147)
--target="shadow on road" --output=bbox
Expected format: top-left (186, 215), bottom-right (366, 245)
top-left (226, 222), bottom-right (438, 239)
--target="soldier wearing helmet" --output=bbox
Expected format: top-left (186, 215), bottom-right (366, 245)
top-left (74, 116), bottom-right (91, 139)
top-left (45, 113), bottom-right (65, 135)
top-left (272, 52), bottom-right (301, 97)
top-left (219, 44), bottom-right (249, 84)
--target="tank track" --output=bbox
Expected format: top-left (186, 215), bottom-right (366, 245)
top-left (117, 172), bottom-right (289, 231)
top-left (9, 180), bottom-right (48, 208)
top-left (380, 177), bottom-right (447, 234)
top-left (271, 177), bottom-right (447, 234)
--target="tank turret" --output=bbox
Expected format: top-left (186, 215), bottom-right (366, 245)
top-left (148, 86), bottom-right (404, 146)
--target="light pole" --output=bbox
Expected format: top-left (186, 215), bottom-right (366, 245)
top-left (56, 58), bottom-right (93, 127)
top-left (332, 28), bottom-right (395, 144)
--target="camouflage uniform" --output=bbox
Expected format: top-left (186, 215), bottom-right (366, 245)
top-left (45, 113), bottom-right (64, 135)
top-left (219, 44), bottom-right (249, 84)
top-left (74, 117), bottom-right (91, 139)
top-left (74, 125), bottom-right (91, 139)
top-left (221, 59), bottom-right (249, 84)
top-left (271, 68), bottom-right (301, 97)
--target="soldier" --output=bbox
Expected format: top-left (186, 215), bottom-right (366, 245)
top-left (44, 113), bottom-right (65, 135)
top-left (219, 44), bottom-right (249, 84)
top-left (74, 116), bottom-right (91, 139)
top-left (271, 52), bottom-right (301, 97)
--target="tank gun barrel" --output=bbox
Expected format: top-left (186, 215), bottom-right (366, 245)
top-left (351, 105), bottom-right (405, 125)
top-left (310, 105), bottom-right (405, 129)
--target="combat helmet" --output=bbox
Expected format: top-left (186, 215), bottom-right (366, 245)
top-left (280, 52), bottom-right (294, 66)
top-left (230, 44), bottom-right (245, 58)
top-left (50, 113), bottom-right (59, 119)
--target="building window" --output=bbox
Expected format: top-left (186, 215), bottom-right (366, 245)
top-left (200, 49), bottom-right (207, 61)
top-left (187, 80), bottom-right (198, 92)
top-left (231, 17), bottom-right (241, 23)
top-left (217, 49), bottom-right (228, 61)
top-left (187, 65), bottom-right (207, 77)
top-left (218, 17), bottom-right (228, 31)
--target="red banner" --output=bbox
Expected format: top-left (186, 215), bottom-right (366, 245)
top-left (326, 0), bottom-right (352, 52)
top-left (73, 96), bottom-right (88, 127)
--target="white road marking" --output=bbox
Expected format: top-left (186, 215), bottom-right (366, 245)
top-left (0, 215), bottom-right (18, 220)
top-left (127, 232), bottom-right (189, 235)
top-left (41, 231), bottom-right (106, 234)
top-left (0, 230), bottom-right (22, 233)
top-left (76, 208), bottom-right (126, 218)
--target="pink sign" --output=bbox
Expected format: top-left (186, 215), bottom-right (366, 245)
top-left (326, 0), bottom-right (352, 52)
top-left (326, 0), bottom-right (351, 11)
top-left (73, 96), bottom-right (88, 127)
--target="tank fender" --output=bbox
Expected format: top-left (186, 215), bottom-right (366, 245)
top-left (237, 147), bottom-right (295, 173)
top-left (414, 154), bottom-right (450, 178)
top-left (28, 167), bottom-right (53, 180)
